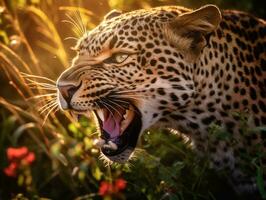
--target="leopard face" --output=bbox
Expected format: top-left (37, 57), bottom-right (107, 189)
top-left (57, 4), bottom-right (266, 193)
top-left (57, 5), bottom-right (220, 162)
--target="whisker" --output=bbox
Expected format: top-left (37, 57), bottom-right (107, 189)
top-left (37, 97), bottom-right (57, 103)
top-left (109, 95), bottom-right (144, 102)
top-left (64, 36), bottom-right (79, 41)
top-left (99, 99), bottom-right (115, 120)
top-left (26, 81), bottom-right (57, 89)
top-left (110, 92), bottom-right (148, 98)
top-left (105, 96), bottom-right (141, 115)
top-left (109, 94), bottom-right (142, 100)
top-left (62, 19), bottom-right (83, 37)
top-left (70, 11), bottom-right (85, 35)
top-left (38, 96), bottom-right (57, 105)
top-left (20, 72), bottom-right (56, 83)
top-left (25, 80), bottom-right (56, 86)
top-left (36, 97), bottom-right (57, 107)
top-left (39, 104), bottom-right (58, 116)
top-left (74, 10), bottom-right (86, 36)
top-left (26, 93), bottom-right (57, 100)
top-left (114, 90), bottom-right (148, 95)
top-left (52, 107), bottom-right (59, 116)
top-left (94, 101), bottom-right (102, 111)
top-left (119, 94), bottom-right (148, 98)
top-left (28, 86), bottom-right (57, 91)
top-left (111, 89), bottom-right (149, 96)
top-left (115, 92), bottom-right (148, 97)
top-left (101, 98), bottom-right (123, 118)
top-left (64, 13), bottom-right (84, 37)
top-left (38, 101), bottom-right (55, 114)
top-left (106, 98), bottom-right (129, 105)
top-left (42, 105), bottom-right (59, 127)
top-left (116, 85), bottom-right (195, 93)
top-left (26, 81), bottom-right (56, 88)
top-left (105, 98), bottom-right (128, 110)
top-left (25, 78), bottom-right (56, 86)
top-left (39, 101), bottom-right (57, 114)
top-left (80, 11), bottom-right (87, 36)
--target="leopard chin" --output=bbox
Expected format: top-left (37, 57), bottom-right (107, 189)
top-left (100, 148), bottom-right (135, 164)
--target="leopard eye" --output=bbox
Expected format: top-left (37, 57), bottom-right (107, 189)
top-left (114, 53), bottom-right (129, 63)
top-left (103, 52), bottom-right (130, 64)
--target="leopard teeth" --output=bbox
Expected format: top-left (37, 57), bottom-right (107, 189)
top-left (103, 141), bottom-right (118, 151)
top-left (121, 106), bottom-right (135, 133)
top-left (96, 110), bottom-right (104, 121)
top-left (108, 141), bottom-right (118, 150)
top-left (93, 138), bottom-right (106, 148)
top-left (123, 109), bottom-right (130, 120)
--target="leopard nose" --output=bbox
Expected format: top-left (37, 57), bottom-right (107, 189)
top-left (57, 84), bottom-right (80, 106)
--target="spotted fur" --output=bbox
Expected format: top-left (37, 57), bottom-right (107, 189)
top-left (57, 5), bottom-right (266, 194)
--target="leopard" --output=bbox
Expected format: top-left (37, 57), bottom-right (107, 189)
top-left (56, 4), bottom-right (266, 195)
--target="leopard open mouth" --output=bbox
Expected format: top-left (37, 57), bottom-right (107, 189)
top-left (72, 103), bottom-right (142, 158)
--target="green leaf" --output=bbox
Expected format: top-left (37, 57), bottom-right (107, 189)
top-left (256, 165), bottom-right (266, 199)
top-left (0, 30), bottom-right (9, 44)
top-left (18, 174), bottom-right (24, 186)
top-left (92, 166), bottom-right (102, 181)
top-left (68, 123), bottom-right (79, 134)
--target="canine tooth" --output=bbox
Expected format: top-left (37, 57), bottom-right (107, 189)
top-left (93, 138), bottom-right (105, 148)
top-left (121, 120), bottom-right (127, 133)
top-left (97, 110), bottom-right (104, 121)
top-left (120, 109), bottom-right (134, 133)
top-left (103, 144), bottom-right (112, 150)
top-left (123, 109), bottom-right (130, 119)
top-left (108, 141), bottom-right (118, 150)
top-left (103, 141), bottom-right (118, 151)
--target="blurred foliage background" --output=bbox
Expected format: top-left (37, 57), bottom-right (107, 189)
top-left (0, 0), bottom-right (265, 200)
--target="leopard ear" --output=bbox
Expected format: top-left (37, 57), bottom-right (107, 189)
top-left (164, 5), bottom-right (221, 62)
top-left (104, 9), bottom-right (122, 20)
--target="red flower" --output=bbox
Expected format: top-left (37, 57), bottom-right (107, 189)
top-left (22, 152), bottom-right (35, 165)
top-left (98, 178), bottom-right (127, 197)
top-left (7, 147), bottom-right (28, 161)
top-left (4, 162), bottom-right (17, 177)
top-left (99, 181), bottom-right (112, 196)
top-left (115, 178), bottom-right (127, 191)
top-left (4, 146), bottom-right (36, 177)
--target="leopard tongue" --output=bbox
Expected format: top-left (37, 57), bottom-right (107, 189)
top-left (102, 109), bottom-right (125, 141)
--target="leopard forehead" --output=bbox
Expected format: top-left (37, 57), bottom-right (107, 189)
top-left (76, 6), bottom-right (190, 57)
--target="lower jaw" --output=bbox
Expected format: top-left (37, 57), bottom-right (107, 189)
top-left (101, 148), bottom-right (135, 163)
top-left (100, 105), bottom-right (142, 158)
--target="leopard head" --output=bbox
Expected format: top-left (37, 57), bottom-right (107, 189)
top-left (56, 5), bottom-right (221, 163)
